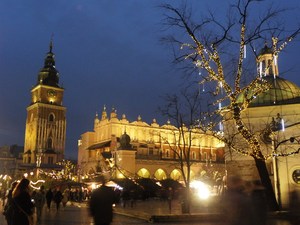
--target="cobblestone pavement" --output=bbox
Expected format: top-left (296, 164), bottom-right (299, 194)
top-left (0, 199), bottom-right (296, 225)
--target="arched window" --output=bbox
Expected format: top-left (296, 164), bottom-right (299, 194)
top-left (192, 151), bottom-right (196, 160)
top-left (165, 149), bottom-right (170, 158)
top-left (47, 138), bottom-right (52, 149)
top-left (268, 59), bottom-right (273, 74)
top-left (49, 113), bottom-right (55, 122)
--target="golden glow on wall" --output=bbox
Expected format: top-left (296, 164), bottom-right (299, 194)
top-left (116, 172), bottom-right (125, 179)
top-left (137, 168), bottom-right (150, 178)
top-left (170, 169), bottom-right (181, 180)
top-left (154, 169), bottom-right (167, 180)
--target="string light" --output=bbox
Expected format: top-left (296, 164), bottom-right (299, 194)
top-left (175, 5), bottom-right (298, 162)
top-left (259, 62), bottom-right (263, 78)
top-left (281, 118), bottom-right (285, 131)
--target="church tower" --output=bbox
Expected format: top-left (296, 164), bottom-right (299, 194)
top-left (23, 40), bottom-right (66, 166)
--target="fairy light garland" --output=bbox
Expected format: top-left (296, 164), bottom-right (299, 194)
top-left (175, 5), bottom-right (299, 162)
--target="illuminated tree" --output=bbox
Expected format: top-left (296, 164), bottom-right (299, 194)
top-left (161, 0), bottom-right (300, 211)
top-left (56, 159), bottom-right (77, 181)
top-left (40, 159), bottom-right (77, 182)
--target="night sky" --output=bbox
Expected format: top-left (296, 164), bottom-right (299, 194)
top-left (0, 0), bottom-right (299, 160)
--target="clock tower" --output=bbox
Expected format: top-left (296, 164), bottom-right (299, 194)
top-left (23, 40), bottom-right (66, 167)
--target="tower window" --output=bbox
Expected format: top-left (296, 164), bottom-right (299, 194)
top-left (149, 147), bottom-right (153, 155)
top-left (192, 151), bottom-right (196, 160)
top-left (49, 114), bottom-right (55, 122)
top-left (47, 138), bottom-right (52, 149)
top-left (48, 157), bottom-right (54, 164)
top-left (166, 149), bottom-right (170, 158)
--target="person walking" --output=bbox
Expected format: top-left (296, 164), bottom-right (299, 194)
top-left (3, 181), bottom-right (18, 225)
top-left (33, 185), bottom-right (46, 223)
top-left (167, 187), bottom-right (173, 213)
top-left (221, 175), bottom-right (253, 225)
top-left (53, 188), bottom-right (63, 212)
top-left (89, 176), bottom-right (115, 225)
top-left (250, 180), bottom-right (268, 225)
top-left (61, 189), bottom-right (69, 209)
top-left (11, 178), bottom-right (35, 225)
top-left (45, 188), bottom-right (53, 211)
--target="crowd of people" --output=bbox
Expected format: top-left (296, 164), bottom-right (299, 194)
top-left (221, 175), bottom-right (268, 225)
top-left (0, 178), bottom-right (79, 225)
top-left (1, 177), bottom-right (117, 225)
top-left (1, 175), bottom-right (299, 225)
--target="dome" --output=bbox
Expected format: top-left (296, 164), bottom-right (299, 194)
top-left (237, 43), bottom-right (300, 107)
top-left (238, 76), bottom-right (300, 107)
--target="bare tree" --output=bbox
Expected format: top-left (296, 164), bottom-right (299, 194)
top-left (158, 83), bottom-right (225, 213)
top-left (160, 0), bottom-right (300, 211)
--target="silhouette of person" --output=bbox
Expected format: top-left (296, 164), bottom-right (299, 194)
top-left (53, 188), bottom-right (63, 211)
top-left (221, 175), bottom-right (253, 225)
top-left (45, 188), bottom-right (53, 210)
top-left (250, 180), bottom-right (268, 225)
top-left (89, 176), bottom-right (115, 225)
top-left (289, 189), bottom-right (300, 225)
top-left (62, 189), bottom-right (69, 209)
top-left (3, 181), bottom-right (18, 225)
top-left (33, 185), bottom-right (46, 223)
top-left (167, 187), bottom-right (172, 212)
top-left (11, 178), bottom-right (35, 225)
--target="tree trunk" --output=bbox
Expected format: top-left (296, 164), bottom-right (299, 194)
top-left (181, 187), bottom-right (191, 214)
top-left (255, 158), bottom-right (279, 211)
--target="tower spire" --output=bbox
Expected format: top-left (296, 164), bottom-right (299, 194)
top-left (37, 38), bottom-right (60, 87)
top-left (49, 34), bottom-right (54, 53)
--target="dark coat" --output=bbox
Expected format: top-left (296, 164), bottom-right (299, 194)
top-left (251, 188), bottom-right (268, 225)
top-left (53, 190), bottom-right (63, 203)
top-left (3, 190), bottom-right (14, 225)
top-left (221, 189), bottom-right (253, 225)
top-left (89, 185), bottom-right (115, 225)
top-left (11, 192), bottom-right (34, 225)
top-left (46, 189), bottom-right (53, 202)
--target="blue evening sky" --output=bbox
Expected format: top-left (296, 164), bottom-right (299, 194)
top-left (0, 0), bottom-right (299, 159)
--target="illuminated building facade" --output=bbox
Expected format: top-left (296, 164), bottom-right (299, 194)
top-left (78, 107), bottom-right (225, 182)
top-left (224, 45), bottom-right (300, 209)
top-left (23, 41), bottom-right (66, 167)
top-left (0, 145), bottom-right (23, 180)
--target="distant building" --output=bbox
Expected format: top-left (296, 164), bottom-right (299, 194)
top-left (0, 145), bottom-right (23, 180)
top-left (78, 107), bottom-right (225, 183)
top-left (23, 40), bottom-right (66, 169)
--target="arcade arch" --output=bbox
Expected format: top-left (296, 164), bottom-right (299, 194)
top-left (137, 168), bottom-right (150, 178)
top-left (170, 169), bottom-right (181, 180)
top-left (154, 169), bottom-right (167, 180)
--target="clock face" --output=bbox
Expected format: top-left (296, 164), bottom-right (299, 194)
top-left (292, 169), bottom-right (300, 184)
top-left (47, 89), bottom-right (56, 97)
